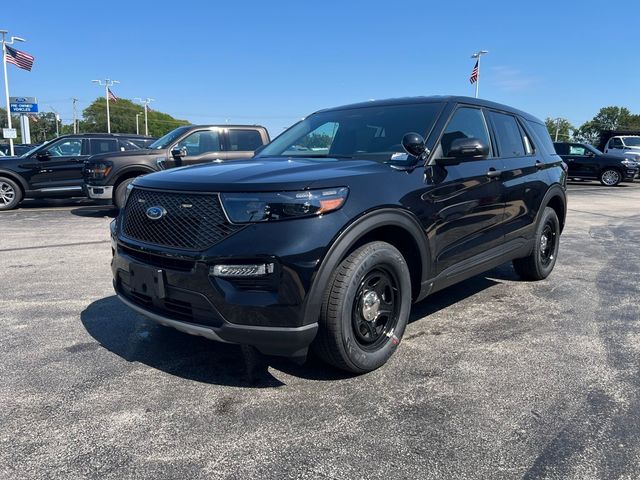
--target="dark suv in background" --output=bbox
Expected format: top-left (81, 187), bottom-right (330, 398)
top-left (0, 133), bottom-right (152, 211)
top-left (111, 96), bottom-right (567, 373)
top-left (83, 124), bottom-right (270, 208)
top-left (553, 142), bottom-right (638, 186)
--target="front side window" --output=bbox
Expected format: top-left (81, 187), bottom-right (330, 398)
top-left (489, 112), bottom-right (526, 157)
top-left (439, 107), bottom-right (491, 158)
top-left (569, 145), bottom-right (587, 155)
top-left (611, 138), bottom-right (623, 148)
top-left (228, 129), bottom-right (263, 151)
top-left (46, 139), bottom-right (82, 157)
top-left (175, 130), bottom-right (221, 156)
top-left (258, 103), bottom-right (445, 163)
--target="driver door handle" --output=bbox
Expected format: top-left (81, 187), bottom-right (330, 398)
top-left (535, 161), bottom-right (545, 169)
top-left (486, 168), bottom-right (502, 178)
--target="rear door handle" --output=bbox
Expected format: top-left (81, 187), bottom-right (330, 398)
top-left (486, 168), bottom-right (502, 178)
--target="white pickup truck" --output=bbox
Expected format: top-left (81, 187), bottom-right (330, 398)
top-left (603, 135), bottom-right (640, 161)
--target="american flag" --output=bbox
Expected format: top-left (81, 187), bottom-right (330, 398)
top-left (5, 45), bottom-right (35, 71)
top-left (469, 60), bottom-right (478, 84)
top-left (107, 88), bottom-right (118, 102)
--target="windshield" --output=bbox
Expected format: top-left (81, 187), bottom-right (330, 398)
top-left (148, 126), bottom-right (191, 150)
top-left (622, 137), bottom-right (640, 147)
top-left (258, 102), bottom-right (445, 162)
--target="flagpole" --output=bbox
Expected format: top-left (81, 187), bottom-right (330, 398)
top-left (471, 50), bottom-right (488, 99)
top-left (1, 31), bottom-right (14, 156)
top-left (92, 78), bottom-right (119, 134)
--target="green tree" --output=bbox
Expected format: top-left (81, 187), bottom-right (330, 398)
top-left (574, 106), bottom-right (640, 145)
top-left (545, 117), bottom-right (574, 142)
top-left (79, 97), bottom-right (189, 137)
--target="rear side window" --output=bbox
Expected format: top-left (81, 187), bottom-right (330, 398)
top-left (527, 121), bottom-right (557, 156)
top-left (228, 129), bottom-right (263, 151)
top-left (553, 143), bottom-right (569, 155)
top-left (90, 139), bottom-right (118, 155)
top-left (489, 112), bottom-right (525, 157)
top-left (440, 107), bottom-right (491, 158)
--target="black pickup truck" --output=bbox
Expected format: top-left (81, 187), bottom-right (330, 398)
top-left (83, 125), bottom-right (270, 208)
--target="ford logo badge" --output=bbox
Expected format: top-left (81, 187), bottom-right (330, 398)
top-left (146, 206), bottom-right (166, 220)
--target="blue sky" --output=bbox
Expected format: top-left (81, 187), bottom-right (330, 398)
top-left (4, 0), bottom-right (639, 136)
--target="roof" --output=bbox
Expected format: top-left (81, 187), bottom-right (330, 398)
top-left (317, 95), bottom-right (543, 123)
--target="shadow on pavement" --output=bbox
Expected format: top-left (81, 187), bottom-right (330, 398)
top-left (70, 205), bottom-right (118, 218)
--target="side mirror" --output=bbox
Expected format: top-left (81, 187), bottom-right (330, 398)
top-left (171, 146), bottom-right (188, 159)
top-left (36, 151), bottom-right (50, 161)
top-left (401, 132), bottom-right (427, 158)
top-left (444, 137), bottom-right (489, 161)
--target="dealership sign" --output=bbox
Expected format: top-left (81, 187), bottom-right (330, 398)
top-left (9, 96), bottom-right (38, 113)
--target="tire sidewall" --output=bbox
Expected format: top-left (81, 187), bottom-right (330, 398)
top-left (337, 246), bottom-right (411, 372)
top-left (534, 208), bottom-right (560, 278)
top-left (115, 178), bottom-right (134, 209)
top-left (0, 177), bottom-right (22, 211)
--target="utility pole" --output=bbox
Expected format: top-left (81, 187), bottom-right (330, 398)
top-left (71, 97), bottom-right (78, 134)
top-left (91, 78), bottom-right (119, 133)
top-left (1, 30), bottom-right (27, 156)
top-left (135, 112), bottom-right (142, 135)
top-left (555, 118), bottom-right (561, 142)
top-left (50, 106), bottom-right (60, 137)
top-left (471, 50), bottom-right (489, 99)
top-left (134, 97), bottom-right (154, 136)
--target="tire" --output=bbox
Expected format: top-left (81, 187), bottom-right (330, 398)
top-left (0, 177), bottom-right (23, 211)
top-left (513, 207), bottom-right (560, 281)
top-left (312, 241), bottom-right (412, 373)
top-left (114, 178), bottom-right (134, 210)
top-left (599, 168), bottom-right (622, 186)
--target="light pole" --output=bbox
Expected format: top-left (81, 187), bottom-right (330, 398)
top-left (91, 78), bottom-right (119, 133)
top-left (471, 50), bottom-right (489, 99)
top-left (71, 97), bottom-right (78, 134)
top-left (135, 97), bottom-right (155, 136)
top-left (135, 112), bottom-right (143, 135)
top-left (49, 106), bottom-right (60, 137)
top-left (1, 30), bottom-right (26, 156)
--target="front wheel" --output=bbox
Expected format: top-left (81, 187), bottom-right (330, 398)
top-left (599, 168), bottom-right (622, 186)
top-left (513, 207), bottom-right (560, 280)
top-left (0, 177), bottom-right (23, 211)
top-left (114, 178), bottom-right (134, 210)
top-left (313, 241), bottom-right (412, 373)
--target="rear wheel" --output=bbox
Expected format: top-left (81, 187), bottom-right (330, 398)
top-left (313, 241), bottom-right (412, 373)
top-left (513, 207), bottom-right (560, 280)
top-left (114, 178), bottom-right (134, 209)
top-left (599, 168), bottom-right (622, 186)
top-left (0, 177), bottom-right (22, 211)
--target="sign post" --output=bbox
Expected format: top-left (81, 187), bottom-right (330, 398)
top-left (9, 97), bottom-right (37, 145)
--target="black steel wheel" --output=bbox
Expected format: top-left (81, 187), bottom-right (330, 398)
top-left (313, 241), bottom-right (412, 373)
top-left (513, 207), bottom-right (560, 280)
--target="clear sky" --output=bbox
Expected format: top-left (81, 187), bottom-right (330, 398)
top-left (3, 0), bottom-right (639, 137)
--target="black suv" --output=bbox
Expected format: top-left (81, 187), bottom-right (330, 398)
top-left (110, 96), bottom-right (567, 373)
top-left (83, 125), bottom-right (270, 209)
top-left (0, 133), bottom-right (152, 210)
top-left (554, 142), bottom-right (639, 186)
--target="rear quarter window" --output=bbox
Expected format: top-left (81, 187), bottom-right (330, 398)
top-left (528, 121), bottom-right (557, 156)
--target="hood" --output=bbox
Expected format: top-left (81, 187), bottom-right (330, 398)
top-left (134, 157), bottom-right (392, 192)
top-left (89, 149), bottom-right (160, 162)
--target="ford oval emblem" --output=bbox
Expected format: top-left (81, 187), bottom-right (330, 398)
top-left (146, 206), bottom-right (166, 220)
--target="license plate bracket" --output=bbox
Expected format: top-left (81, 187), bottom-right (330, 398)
top-left (129, 264), bottom-right (166, 299)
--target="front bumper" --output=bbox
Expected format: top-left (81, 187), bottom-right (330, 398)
top-left (85, 184), bottom-right (114, 200)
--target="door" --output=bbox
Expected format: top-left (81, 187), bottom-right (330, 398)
top-left (26, 137), bottom-right (89, 192)
top-left (224, 128), bottom-right (265, 161)
top-left (488, 112), bottom-right (550, 244)
top-left (564, 143), bottom-right (596, 177)
top-left (169, 128), bottom-right (226, 168)
top-left (423, 106), bottom-right (506, 275)
top-left (606, 137), bottom-right (623, 155)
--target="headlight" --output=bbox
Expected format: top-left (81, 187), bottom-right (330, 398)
top-left (622, 159), bottom-right (638, 167)
top-left (220, 187), bottom-right (349, 223)
top-left (84, 161), bottom-right (113, 179)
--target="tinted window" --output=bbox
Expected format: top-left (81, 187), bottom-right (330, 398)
top-left (258, 103), bottom-right (444, 162)
top-left (176, 130), bottom-right (221, 156)
top-left (612, 138), bottom-right (623, 148)
top-left (490, 112), bottom-right (525, 157)
top-left (119, 139), bottom-right (141, 151)
top-left (440, 107), bottom-right (491, 158)
top-left (229, 129), bottom-right (263, 151)
top-left (529, 121), bottom-right (557, 156)
top-left (46, 138), bottom-right (82, 157)
top-left (90, 139), bottom-right (118, 155)
top-left (553, 143), bottom-right (569, 155)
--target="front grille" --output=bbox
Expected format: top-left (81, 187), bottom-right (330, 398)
top-left (121, 188), bottom-right (243, 250)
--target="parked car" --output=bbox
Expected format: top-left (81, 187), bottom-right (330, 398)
top-left (0, 143), bottom-right (39, 157)
top-left (554, 142), bottom-right (639, 186)
top-left (83, 125), bottom-right (270, 209)
top-left (603, 135), bottom-right (640, 162)
top-left (0, 134), bottom-right (149, 211)
top-left (110, 96), bottom-right (567, 373)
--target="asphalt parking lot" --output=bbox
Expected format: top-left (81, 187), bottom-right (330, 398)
top-left (1, 182), bottom-right (639, 479)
